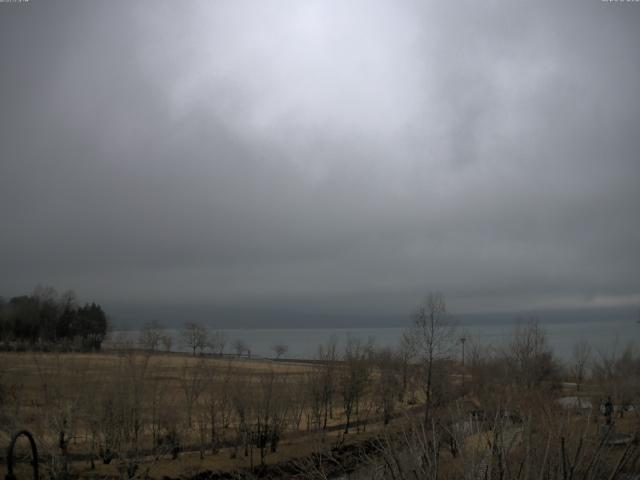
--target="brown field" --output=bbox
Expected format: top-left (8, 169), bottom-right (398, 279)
top-left (0, 350), bottom-right (405, 479)
top-left (2, 347), bottom-right (639, 480)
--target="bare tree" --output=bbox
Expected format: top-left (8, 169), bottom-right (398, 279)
top-left (253, 370), bottom-right (290, 465)
top-left (32, 353), bottom-right (88, 476)
top-left (138, 320), bottom-right (165, 352)
top-left (465, 338), bottom-right (509, 402)
top-left (230, 374), bottom-right (252, 460)
top-left (339, 336), bottom-right (373, 433)
top-left (179, 358), bottom-right (207, 427)
top-left (83, 350), bottom-right (155, 471)
top-left (305, 370), bottom-right (325, 431)
top-left (233, 338), bottom-right (249, 357)
top-left (208, 330), bottom-right (226, 356)
top-left (408, 292), bottom-right (455, 426)
top-left (147, 359), bottom-right (169, 455)
top-left (160, 334), bottom-right (173, 353)
top-left (181, 322), bottom-right (208, 356)
top-left (121, 351), bottom-right (152, 452)
top-left (271, 343), bottom-right (288, 359)
top-left (593, 343), bottom-right (640, 418)
top-left (507, 318), bottom-right (559, 389)
top-left (613, 344), bottom-right (640, 417)
top-left (317, 336), bottom-right (339, 430)
top-left (0, 368), bottom-right (23, 437)
top-left (288, 374), bottom-right (308, 432)
top-left (570, 340), bottom-right (592, 392)
top-left (372, 348), bottom-right (401, 425)
top-left (396, 333), bottom-right (415, 403)
top-left (203, 361), bottom-right (234, 452)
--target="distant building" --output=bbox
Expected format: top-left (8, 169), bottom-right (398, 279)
top-left (557, 396), bottom-right (593, 414)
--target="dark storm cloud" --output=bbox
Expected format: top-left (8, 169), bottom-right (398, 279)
top-left (1, 0), bottom-right (639, 320)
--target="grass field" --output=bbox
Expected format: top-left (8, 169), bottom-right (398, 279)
top-left (0, 350), bottom-right (403, 478)
top-left (2, 349), bottom-right (638, 480)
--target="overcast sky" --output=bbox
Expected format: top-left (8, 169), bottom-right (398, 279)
top-left (1, 0), bottom-right (639, 323)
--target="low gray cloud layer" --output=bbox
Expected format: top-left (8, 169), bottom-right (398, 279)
top-left (1, 0), bottom-right (639, 320)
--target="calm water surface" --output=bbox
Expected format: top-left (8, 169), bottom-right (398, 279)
top-left (111, 317), bottom-right (639, 361)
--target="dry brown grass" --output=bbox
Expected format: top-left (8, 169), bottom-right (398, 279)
top-left (0, 351), bottom-right (396, 478)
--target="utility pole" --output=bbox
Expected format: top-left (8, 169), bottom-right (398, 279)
top-left (460, 336), bottom-right (466, 389)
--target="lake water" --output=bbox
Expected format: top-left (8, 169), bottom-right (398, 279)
top-left (110, 316), bottom-right (639, 362)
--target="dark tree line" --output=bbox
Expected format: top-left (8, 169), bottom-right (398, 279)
top-left (0, 286), bottom-right (109, 350)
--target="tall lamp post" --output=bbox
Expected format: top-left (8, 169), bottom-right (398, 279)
top-left (460, 336), bottom-right (466, 389)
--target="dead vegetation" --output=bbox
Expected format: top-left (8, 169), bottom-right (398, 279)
top-left (1, 300), bottom-right (639, 480)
